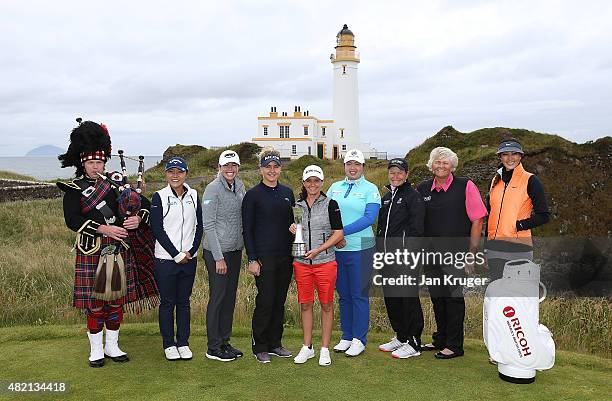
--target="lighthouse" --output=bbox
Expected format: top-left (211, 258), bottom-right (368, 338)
top-left (251, 24), bottom-right (378, 160)
top-left (331, 24), bottom-right (360, 149)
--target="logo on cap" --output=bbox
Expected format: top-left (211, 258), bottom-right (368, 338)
top-left (224, 152), bottom-right (236, 158)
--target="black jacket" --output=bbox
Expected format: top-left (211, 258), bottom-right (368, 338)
top-left (242, 181), bottom-right (295, 260)
top-left (376, 181), bottom-right (425, 252)
top-left (58, 175), bottom-right (151, 254)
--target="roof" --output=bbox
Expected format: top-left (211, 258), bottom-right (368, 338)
top-left (337, 24), bottom-right (353, 36)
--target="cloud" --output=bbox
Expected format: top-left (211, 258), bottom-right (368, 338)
top-left (0, 0), bottom-right (611, 156)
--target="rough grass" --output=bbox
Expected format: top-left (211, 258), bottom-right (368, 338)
top-left (0, 324), bottom-right (610, 401)
top-left (0, 170), bottom-right (36, 180)
top-left (0, 198), bottom-right (610, 359)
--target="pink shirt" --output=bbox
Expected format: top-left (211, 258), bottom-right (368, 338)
top-left (431, 174), bottom-right (488, 222)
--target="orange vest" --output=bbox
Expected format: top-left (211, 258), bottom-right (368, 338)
top-left (487, 163), bottom-right (533, 246)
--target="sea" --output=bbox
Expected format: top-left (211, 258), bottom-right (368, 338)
top-left (0, 156), bottom-right (163, 181)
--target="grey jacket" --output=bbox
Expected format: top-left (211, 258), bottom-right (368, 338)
top-left (295, 194), bottom-right (336, 265)
top-left (202, 174), bottom-right (246, 261)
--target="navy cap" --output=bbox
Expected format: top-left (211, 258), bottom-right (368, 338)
top-left (388, 158), bottom-right (408, 172)
top-left (497, 140), bottom-right (524, 155)
top-left (261, 154), bottom-right (281, 167)
top-left (165, 156), bottom-right (188, 172)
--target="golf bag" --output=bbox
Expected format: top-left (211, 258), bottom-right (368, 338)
top-left (483, 259), bottom-right (555, 384)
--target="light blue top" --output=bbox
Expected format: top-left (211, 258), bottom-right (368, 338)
top-left (327, 175), bottom-right (381, 251)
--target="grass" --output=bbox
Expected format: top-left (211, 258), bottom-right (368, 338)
top-left (0, 170), bottom-right (36, 180)
top-left (0, 144), bottom-right (611, 399)
top-left (0, 189), bottom-right (610, 358)
top-left (0, 324), bottom-right (610, 401)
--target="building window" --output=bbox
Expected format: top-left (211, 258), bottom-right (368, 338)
top-left (291, 145), bottom-right (297, 155)
top-left (304, 126), bottom-right (308, 136)
top-left (342, 144), bottom-right (347, 151)
top-left (342, 65), bottom-right (347, 75)
top-left (263, 126), bottom-right (268, 136)
top-left (308, 146), bottom-right (312, 155)
top-left (280, 125), bottom-right (290, 138)
top-left (340, 129), bottom-right (344, 138)
top-left (322, 127), bottom-right (326, 137)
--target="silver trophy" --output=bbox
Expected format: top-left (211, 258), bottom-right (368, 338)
top-left (292, 207), bottom-right (307, 257)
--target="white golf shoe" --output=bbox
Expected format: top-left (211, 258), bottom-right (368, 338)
top-left (164, 346), bottom-right (180, 361)
top-left (319, 347), bottom-right (332, 366)
top-left (345, 338), bottom-right (365, 357)
top-left (378, 337), bottom-right (404, 352)
top-left (333, 339), bottom-right (352, 353)
top-left (391, 343), bottom-right (421, 359)
top-left (293, 345), bottom-right (315, 364)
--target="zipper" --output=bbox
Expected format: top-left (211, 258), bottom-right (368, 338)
top-left (402, 230), bottom-right (405, 248)
top-left (323, 233), bottom-right (327, 254)
top-left (383, 188), bottom-right (397, 253)
top-left (180, 194), bottom-right (185, 251)
top-left (492, 181), bottom-right (508, 240)
top-left (307, 204), bottom-right (312, 265)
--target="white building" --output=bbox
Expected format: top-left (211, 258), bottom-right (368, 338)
top-left (251, 25), bottom-right (380, 160)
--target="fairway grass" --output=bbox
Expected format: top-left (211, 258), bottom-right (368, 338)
top-left (0, 324), bottom-right (610, 401)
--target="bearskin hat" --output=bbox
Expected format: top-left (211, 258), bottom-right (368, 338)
top-left (58, 118), bottom-right (112, 177)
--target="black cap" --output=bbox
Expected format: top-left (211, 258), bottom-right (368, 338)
top-left (497, 139), bottom-right (524, 155)
top-left (260, 154), bottom-right (281, 167)
top-left (388, 158), bottom-right (408, 172)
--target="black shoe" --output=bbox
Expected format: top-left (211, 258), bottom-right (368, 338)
top-left (223, 343), bottom-right (244, 358)
top-left (205, 348), bottom-right (236, 362)
top-left (434, 350), bottom-right (464, 359)
top-left (105, 354), bottom-right (130, 363)
top-left (269, 346), bottom-right (292, 358)
top-left (89, 358), bottom-right (105, 368)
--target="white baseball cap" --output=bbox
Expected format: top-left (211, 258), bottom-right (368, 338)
top-left (218, 150), bottom-right (241, 166)
top-left (344, 149), bottom-right (365, 164)
top-left (302, 165), bottom-right (324, 181)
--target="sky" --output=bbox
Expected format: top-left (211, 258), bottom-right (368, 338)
top-left (1, 0), bottom-right (611, 156)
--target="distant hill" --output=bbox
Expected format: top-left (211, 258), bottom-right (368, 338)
top-left (406, 126), bottom-right (612, 237)
top-left (26, 145), bottom-right (64, 156)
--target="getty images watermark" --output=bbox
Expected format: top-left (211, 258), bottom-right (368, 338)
top-left (372, 249), bottom-right (489, 288)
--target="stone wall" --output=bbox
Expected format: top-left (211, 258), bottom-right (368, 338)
top-left (0, 179), bottom-right (61, 203)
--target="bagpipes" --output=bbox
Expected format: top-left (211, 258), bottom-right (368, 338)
top-left (115, 150), bottom-right (145, 218)
top-left (99, 150), bottom-right (160, 311)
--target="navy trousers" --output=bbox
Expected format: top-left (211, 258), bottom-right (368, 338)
top-left (154, 258), bottom-right (196, 349)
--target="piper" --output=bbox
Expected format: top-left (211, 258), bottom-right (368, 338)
top-left (57, 118), bottom-right (159, 367)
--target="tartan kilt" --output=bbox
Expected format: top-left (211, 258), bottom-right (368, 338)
top-left (126, 226), bottom-right (160, 312)
top-left (73, 236), bottom-right (137, 310)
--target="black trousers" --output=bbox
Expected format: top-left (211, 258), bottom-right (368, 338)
top-left (381, 264), bottom-right (424, 348)
top-left (204, 249), bottom-right (242, 351)
top-left (430, 296), bottom-right (465, 354)
top-left (426, 265), bottom-right (465, 354)
top-left (251, 254), bottom-right (293, 354)
top-left (383, 296), bottom-right (424, 347)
